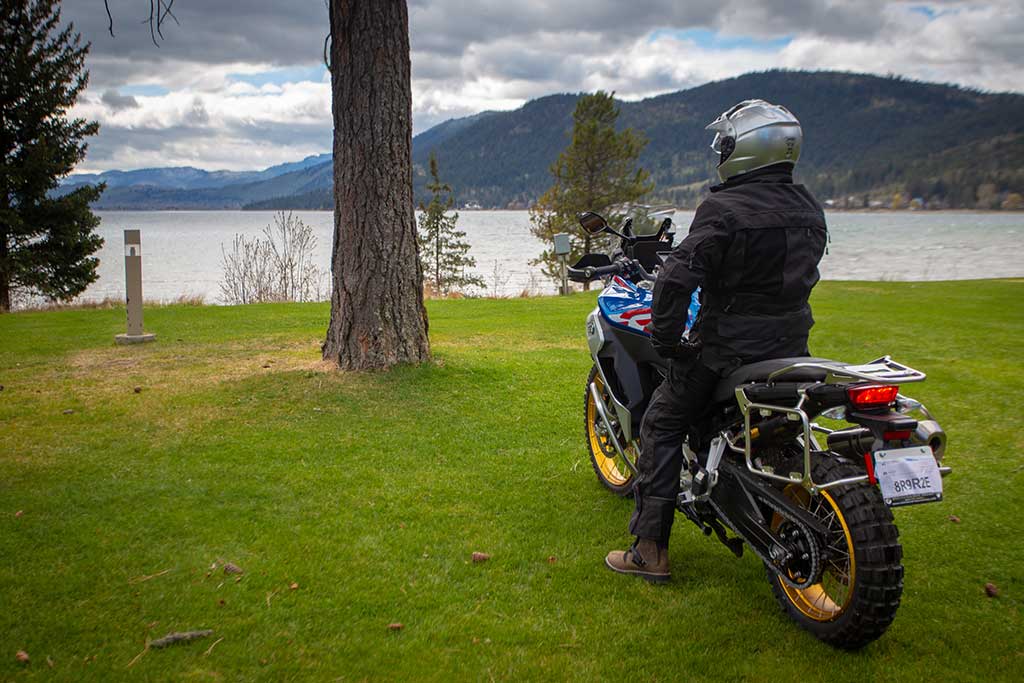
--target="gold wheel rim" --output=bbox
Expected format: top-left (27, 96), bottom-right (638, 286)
top-left (586, 374), bottom-right (638, 487)
top-left (774, 487), bottom-right (856, 622)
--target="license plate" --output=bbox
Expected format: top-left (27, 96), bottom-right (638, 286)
top-left (873, 446), bottom-right (943, 507)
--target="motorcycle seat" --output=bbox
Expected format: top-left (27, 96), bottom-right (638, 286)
top-left (712, 356), bottom-right (837, 403)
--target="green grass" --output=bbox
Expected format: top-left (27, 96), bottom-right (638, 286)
top-left (1, 281), bottom-right (1022, 682)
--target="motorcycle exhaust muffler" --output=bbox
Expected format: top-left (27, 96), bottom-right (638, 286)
top-left (826, 422), bottom-right (947, 462)
top-left (911, 420), bottom-right (947, 462)
top-left (826, 428), bottom-right (874, 458)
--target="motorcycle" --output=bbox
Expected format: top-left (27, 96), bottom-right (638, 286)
top-left (568, 209), bottom-right (951, 649)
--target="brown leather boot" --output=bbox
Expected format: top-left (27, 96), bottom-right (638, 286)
top-left (605, 539), bottom-right (670, 583)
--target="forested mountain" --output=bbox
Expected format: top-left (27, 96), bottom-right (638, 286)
top-left (75, 157), bottom-right (333, 210)
top-left (62, 153), bottom-right (329, 198)
top-left (410, 70), bottom-right (1024, 209)
top-left (76, 72), bottom-right (1024, 210)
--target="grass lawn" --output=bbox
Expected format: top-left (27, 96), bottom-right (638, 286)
top-left (1, 280), bottom-right (1022, 681)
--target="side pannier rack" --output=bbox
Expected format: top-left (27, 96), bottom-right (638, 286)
top-left (720, 356), bottom-right (951, 492)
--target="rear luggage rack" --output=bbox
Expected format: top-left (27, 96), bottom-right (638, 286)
top-left (767, 355), bottom-right (926, 385)
top-left (725, 356), bottom-right (934, 493)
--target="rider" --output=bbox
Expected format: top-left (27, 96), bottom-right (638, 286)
top-left (605, 100), bottom-right (828, 582)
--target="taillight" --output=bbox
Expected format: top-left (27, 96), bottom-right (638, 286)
top-left (847, 384), bottom-right (899, 408)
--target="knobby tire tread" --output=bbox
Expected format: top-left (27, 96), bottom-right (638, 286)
top-left (768, 456), bottom-right (904, 649)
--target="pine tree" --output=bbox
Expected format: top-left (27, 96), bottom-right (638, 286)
top-left (417, 153), bottom-right (484, 296)
top-left (0, 0), bottom-right (104, 311)
top-left (529, 91), bottom-right (653, 287)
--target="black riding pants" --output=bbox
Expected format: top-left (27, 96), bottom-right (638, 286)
top-left (629, 357), bottom-right (721, 545)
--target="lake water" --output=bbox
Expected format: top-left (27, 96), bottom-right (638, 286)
top-left (81, 210), bottom-right (1023, 303)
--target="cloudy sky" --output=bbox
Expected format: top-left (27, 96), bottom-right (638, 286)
top-left (63, 1), bottom-right (1023, 173)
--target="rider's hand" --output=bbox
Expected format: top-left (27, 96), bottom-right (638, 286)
top-left (652, 338), bottom-right (701, 361)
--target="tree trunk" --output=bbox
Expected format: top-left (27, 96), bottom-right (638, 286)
top-left (0, 230), bottom-right (9, 312)
top-left (322, 0), bottom-right (430, 369)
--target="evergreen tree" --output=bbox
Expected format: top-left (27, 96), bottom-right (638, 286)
top-left (417, 152), bottom-right (484, 296)
top-left (529, 91), bottom-right (652, 287)
top-left (0, 0), bottom-right (104, 311)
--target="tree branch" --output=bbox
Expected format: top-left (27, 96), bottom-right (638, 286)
top-left (104, 0), bottom-right (114, 37)
top-left (146, 0), bottom-right (158, 47)
top-left (103, 0), bottom-right (178, 46)
top-left (323, 0), bottom-right (332, 71)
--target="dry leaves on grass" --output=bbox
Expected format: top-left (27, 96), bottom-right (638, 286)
top-left (15, 650), bottom-right (29, 664)
top-left (985, 583), bottom-right (1000, 598)
top-left (949, 515), bottom-right (962, 523)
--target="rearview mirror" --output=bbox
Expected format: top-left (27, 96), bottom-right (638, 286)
top-left (577, 211), bottom-right (608, 235)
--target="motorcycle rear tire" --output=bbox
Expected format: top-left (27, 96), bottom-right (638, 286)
top-left (767, 456), bottom-right (904, 650)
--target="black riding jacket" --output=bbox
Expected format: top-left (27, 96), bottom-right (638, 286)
top-left (649, 164), bottom-right (828, 373)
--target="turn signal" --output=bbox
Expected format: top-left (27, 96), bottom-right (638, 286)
top-left (847, 384), bottom-right (899, 408)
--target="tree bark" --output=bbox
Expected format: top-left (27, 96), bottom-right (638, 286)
top-left (322, 0), bottom-right (430, 369)
top-left (0, 228), bottom-right (9, 312)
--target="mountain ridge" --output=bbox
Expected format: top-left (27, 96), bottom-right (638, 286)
top-left (62, 153), bottom-right (331, 194)
top-left (71, 71), bottom-right (1024, 211)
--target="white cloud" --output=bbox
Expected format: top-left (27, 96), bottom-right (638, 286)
top-left (64, 1), bottom-right (1024, 172)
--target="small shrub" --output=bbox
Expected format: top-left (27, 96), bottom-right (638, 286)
top-left (220, 212), bottom-right (326, 304)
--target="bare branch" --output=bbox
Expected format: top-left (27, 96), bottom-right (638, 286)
top-left (156, 0), bottom-right (165, 40)
top-left (323, 0), bottom-right (333, 71)
top-left (160, 0), bottom-right (181, 28)
top-left (145, 0), bottom-right (159, 47)
top-left (103, 0), bottom-right (115, 37)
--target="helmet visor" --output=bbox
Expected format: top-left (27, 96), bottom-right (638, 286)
top-left (710, 132), bottom-right (724, 153)
top-left (706, 116), bottom-right (736, 152)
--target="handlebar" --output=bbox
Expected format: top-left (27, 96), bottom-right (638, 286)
top-left (567, 262), bottom-right (621, 282)
top-left (567, 258), bottom-right (656, 284)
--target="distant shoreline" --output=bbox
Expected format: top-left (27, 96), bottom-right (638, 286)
top-left (90, 207), bottom-right (1024, 214)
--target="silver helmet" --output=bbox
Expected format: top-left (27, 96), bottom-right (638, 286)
top-left (706, 99), bottom-right (802, 182)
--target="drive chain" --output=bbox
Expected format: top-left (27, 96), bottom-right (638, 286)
top-left (708, 474), bottom-right (822, 589)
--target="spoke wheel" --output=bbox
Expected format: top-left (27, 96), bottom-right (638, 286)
top-left (772, 487), bottom-right (855, 620)
top-left (766, 457), bottom-right (904, 649)
top-left (584, 366), bottom-right (638, 495)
